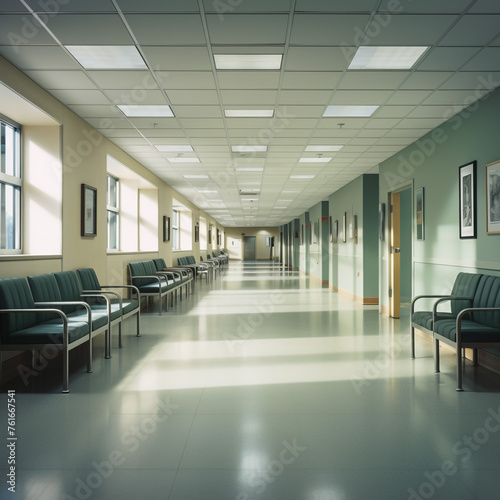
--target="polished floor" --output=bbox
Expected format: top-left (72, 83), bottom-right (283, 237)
top-left (2, 261), bottom-right (500, 500)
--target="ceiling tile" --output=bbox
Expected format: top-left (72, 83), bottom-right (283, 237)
top-left (282, 72), bottom-right (342, 90)
top-left (48, 14), bottom-right (134, 44)
top-left (295, 0), bottom-right (378, 12)
top-left (469, 0), bottom-right (500, 13)
top-left (0, 45), bottom-right (80, 70)
top-left (285, 47), bottom-right (351, 71)
top-left (142, 46), bottom-right (212, 70)
top-left (378, 0), bottom-right (472, 13)
top-left (125, 14), bottom-right (206, 44)
top-left (26, 0), bottom-right (117, 12)
top-left (48, 89), bottom-right (110, 105)
top-left (339, 71), bottom-right (407, 90)
top-left (290, 14), bottom-right (371, 45)
top-left (217, 72), bottom-right (280, 90)
top-left (203, 0), bottom-right (292, 12)
top-left (441, 72), bottom-right (500, 90)
top-left (167, 90), bottom-right (220, 105)
top-left (439, 15), bottom-right (500, 46)
top-left (330, 90), bottom-right (392, 105)
top-left (386, 90), bottom-right (432, 105)
top-left (157, 71), bottom-right (216, 90)
top-left (87, 70), bottom-right (159, 89)
top-left (0, 15), bottom-right (56, 45)
top-left (463, 48), bottom-right (500, 71)
top-left (417, 47), bottom-right (481, 71)
top-left (400, 72), bottom-right (454, 90)
top-left (362, 15), bottom-right (458, 45)
top-left (206, 14), bottom-right (289, 44)
top-left (170, 106), bottom-right (222, 118)
top-left (221, 90), bottom-right (278, 105)
top-left (24, 70), bottom-right (97, 89)
top-left (278, 90), bottom-right (332, 105)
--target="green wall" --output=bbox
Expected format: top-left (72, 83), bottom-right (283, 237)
top-left (379, 85), bottom-right (500, 310)
top-left (399, 187), bottom-right (413, 302)
top-left (363, 175), bottom-right (380, 299)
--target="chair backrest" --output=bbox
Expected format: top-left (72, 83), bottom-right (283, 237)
top-left (53, 271), bottom-right (84, 313)
top-left (450, 272), bottom-right (483, 315)
top-left (129, 261), bottom-right (156, 287)
top-left (0, 278), bottom-right (38, 341)
top-left (471, 275), bottom-right (500, 327)
top-left (27, 273), bottom-right (65, 321)
top-left (76, 268), bottom-right (101, 291)
top-left (153, 258), bottom-right (167, 271)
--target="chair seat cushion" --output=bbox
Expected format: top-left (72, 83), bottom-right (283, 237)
top-left (137, 281), bottom-right (174, 294)
top-left (122, 299), bottom-right (139, 315)
top-left (434, 319), bottom-right (500, 343)
top-left (6, 319), bottom-right (89, 344)
top-left (66, 308), bottom-right (109, 331)
top-left (412, 311), bottom-right (456, 331)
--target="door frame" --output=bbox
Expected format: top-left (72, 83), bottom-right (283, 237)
top-left (388, 182), bottom-right (413, 319)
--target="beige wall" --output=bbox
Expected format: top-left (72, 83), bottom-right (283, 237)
top-left (224, 227), bottom-right (279, 260)
top-left (0, 56), bottom-right (224, 288)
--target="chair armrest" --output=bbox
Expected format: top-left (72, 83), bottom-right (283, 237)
top-left (99, 284), bottom-right (141, 299)
top-left (411, 295), bottom-right (453, 314)
top-left (131, 275), bottom-right (166, 285)
top-left (432, 296), bottom-right (473, 322)
top-left (0, 308), bottom-right (71, 345)
top-left (35, 300), bottom-right (93, 325)
top-left (455, 307), bottom-right (500, 343)
top-left (82, 290), bottom-right (119, 309)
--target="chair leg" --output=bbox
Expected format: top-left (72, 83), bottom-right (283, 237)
top-left (457, 345), bottom-right (464, 391)
top-left (411, 326), bottom-right (415, 359)
top-left (136, 311), bottom-right (141, 337)
top-left (62, 347), bottom-right (69, 394)
top-left (434, 338), bottom-right (440, 373)
top-left (119, 322), bottom-right (122, 349)
top-left (473, 348), bottom-right (478, 366)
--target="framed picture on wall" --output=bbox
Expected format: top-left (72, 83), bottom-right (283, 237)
top-left (163, 216), bottom-right (170, 242)
top-left (486, 159), bottom-right (500, 234)
top-left (342, 212), bottom-right (347, 243)
top-left (217, 228), bottom-right (220, 245)
top-left (81, 184), bottom-right (97, 237)
top-left (416, 188), bottom-right (424, 240)
top-left (459, 161), bottom-right (477, 239)
top-left (194, 223), bottom-right (199, 242)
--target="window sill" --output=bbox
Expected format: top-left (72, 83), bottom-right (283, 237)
top-left (0, 254), bottom-right (62, 262)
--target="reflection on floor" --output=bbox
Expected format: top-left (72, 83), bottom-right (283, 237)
top-left (3, 261), bottom-right (500, 499)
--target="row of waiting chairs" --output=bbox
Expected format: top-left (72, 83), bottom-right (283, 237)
top-left (0, 268), bottom-right (140, 393)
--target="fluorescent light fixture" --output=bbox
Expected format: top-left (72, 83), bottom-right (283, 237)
top-left (305, 145), bottom-right (343, 152)
top-left (323, 105), bottom-right (378, 117)
top-left (299, 158), bottom-right (332, 163)
top-left (225, 109), bottom-right (275, 118)
top-left (166, 157), bottom-right (200, 163)
top-left (155, 145), bottom-right (194, 152)
top-left (231, 145), bottom-right (268, 153)
top-left (118, 105), bottom-right (174, 117)
top-left (183, 175), bottom-right (209, 179)
top-left (277, 199), bottom-right (292, 202)
top-left (274, 206), bottom-right (288, 209)
top-left (290, 175), bottom-right (315, 179)
top-left (282, 190), bottom-right (300, 193)
top-left (236, 168), bottom-right (264, 172)
top-left (242, 198), bottom-right (259, 202)
top-left (65, 45), bottom-right (147, 69)
top-left (198, 190), bottom-right (218, 193)
top-left (214, 54), bottom-right (282, 70)
top-left (349, 46), bottom-right (428, 70)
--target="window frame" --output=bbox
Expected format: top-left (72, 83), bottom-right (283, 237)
top-left (172, 209), bottom-right (179, 250)
top-left (0, 114), bottom-right (22, 254)
top-left (106, 173), bottom-right (120, 251)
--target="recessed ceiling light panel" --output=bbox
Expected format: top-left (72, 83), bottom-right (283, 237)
top-left (118, 105), bottom-right (174, 117)
top-left (323, 105), bottom-right (378, 117)
top-left (349, 46), bottom-right (429, 70)
top-left (65, 45), bottom-right (147, 69)
top-left (214, 54), bottom-right (282, 70)
top-left (225, 110), bottom-right (275, 118)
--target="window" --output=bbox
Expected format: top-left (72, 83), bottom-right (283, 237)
top-left (172, 209), bottom-right (179, 250)
top-left (107, 174), bottom-right (119, 250)
top-left (0, 117), bottom-right (21, 252)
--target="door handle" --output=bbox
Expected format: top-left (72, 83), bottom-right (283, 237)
top-left (394, 247), bottom-right (401, 254)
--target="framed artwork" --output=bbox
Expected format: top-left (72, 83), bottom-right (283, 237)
top-left (208, 225), bottom-right (212, 245)
top-left (216, 228), bottom-right (220, 245)
top-left (486, 159), bottom-right (500, 234)
top-left (459, 161), bottom-right (477, 239)
top-left (342, 212), bottom-right (347, 243)
top-left (81, 184), bottom-right (97, 237)
top-left (163, 216), bottom-right (170, 242)
top-left (194, 223), bottom-right (199, 242)
top-left (265, 236), bottom-right (271, 247)
top-left (332, 219), bottom-right (338, 244)
top-left (416, 188), bottom-right (424, 240)
top-left (379, 203), bottom-right (385, 241)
